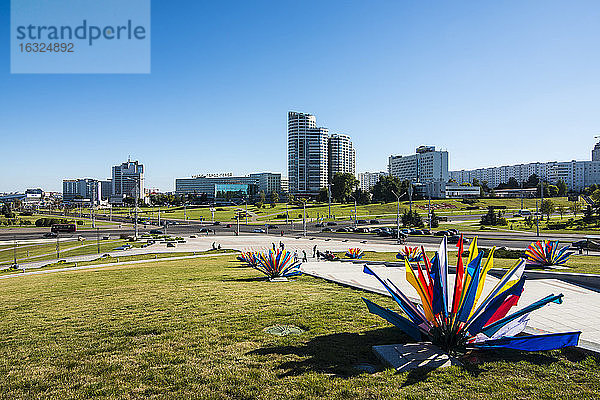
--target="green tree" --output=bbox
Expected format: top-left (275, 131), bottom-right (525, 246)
top-left (270, 191), bottom-right (279, 204)
top-left (556, 205), bottom-right (566, 219)
top-left (318, 187), bottom-right (329, 203)
top-left (402, 210), bottom-right (423, 227)
top-left (548, 185), bottom-right (559, 197)
top-left (372, 176), bottom-right (402, 203)
top-left (258, 191), bottom-right (266, 204)
top-left (330, 173), bottom-right (359, 203)
top-left (352, 188), bottom-right (371, 205)
top-left (430, 210), bottom-right (439, 229)
top-left (525, 174), bottom-right (540, 188)
top-left (556, 179), bottom-right (568, 197)
top-left (569, 202), bottom-right (581, 217)
top-left (540, 199), bottom-right (554, 221)
top-left (480, 207), bottom-right (498, 226)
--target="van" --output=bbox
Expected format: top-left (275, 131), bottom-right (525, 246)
top-left (519, 209), bottom-right (532, 217)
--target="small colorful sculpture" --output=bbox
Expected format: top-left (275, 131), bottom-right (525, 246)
top-left (396, 246), bottom-right (424, 263)
top-left (237, 251), bottom-right (258, 267)
top-left (363, 236), bottom-right (580, 354)
top-left (253, 249), bottom-right (302, 279)
top-left (346, 248), bottom-right (364, 259)
top-left (525, 240), bottom-right (573, 267)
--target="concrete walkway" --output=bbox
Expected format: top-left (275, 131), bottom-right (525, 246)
top-left (301, 261), bottom-right (600, 352)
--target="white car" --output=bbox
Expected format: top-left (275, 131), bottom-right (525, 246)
top-left (253, 228), bottom-right (266, 233)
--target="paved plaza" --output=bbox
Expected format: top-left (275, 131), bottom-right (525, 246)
top-left (301, 260), bottom-right (600, 352)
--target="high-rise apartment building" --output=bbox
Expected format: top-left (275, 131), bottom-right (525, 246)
top-left (287, 112), bottom-right (329, 195)
top-left (593, 141), bottom-right (600, 161)
top-left (450, 142), bottom-right (600, 191)
top-left (328, 134), bottom-right (355, 180)
top-left (358, 171), bottom-right (387, 191)
top-left (111, 159), bottom-right (144, 204)
top-left (388, 146), bottom-right (449, 183)
top-left (62, 179), bottom-right (101, 204)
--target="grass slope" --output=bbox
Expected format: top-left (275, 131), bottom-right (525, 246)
top-left (0, 255), bottom-right (598, 399)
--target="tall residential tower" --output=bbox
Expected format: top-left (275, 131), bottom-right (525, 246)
top-left (328, 133), bottom-right (355, 180)
top-left (287, 112), bottom-right (329, 195)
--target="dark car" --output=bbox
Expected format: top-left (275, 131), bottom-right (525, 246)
top-left (357, 219), bottom-right (368, 224)
top-left (213, 221), bottom-right (221, 225)
top-left (421, 229), bottom-right (432, 235)
top-left (356, 227), bottom-right (370, 233)
top-left (378, 230), bottom-right (391, 237)
top-left (199, 228), bottom-right (212, 233)
top-left (370, 219), bottom-right (380, 224)
top-left (447, 235), bottom-right (469, 245)
top-left (412, 230), bottom-right (424, 235)
top-left (226, 224), bottom-right (232, 228)
top-left (327, 222), bottom-right (337, 226)
top-left (267, 224), bottom-right (278, 229)
top-left (321, 227), bottom-right (332, 232)
top-left (149, 229), bottom-right (164, 235)
top-left (43, 232), bottom-right (57, 238)
top-left (434, 230), bottom-right (449, 237)
top-left (447, 229), bottom-right (459, 236)
top-left (336, 227), bottom-right (347, 232)
top-left (315, 223), bottom-right (324, 227)
top-left (570, 240), bottom-right (589, 250)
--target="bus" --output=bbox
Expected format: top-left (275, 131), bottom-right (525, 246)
top-left (51, 223), bottom-right (77, 233)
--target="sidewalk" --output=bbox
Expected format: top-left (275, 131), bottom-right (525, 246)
top-left (301, 261), bottom-right (600, 352)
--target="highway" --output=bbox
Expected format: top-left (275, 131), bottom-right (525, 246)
top-left (0, 216), bottom-right (589, 252)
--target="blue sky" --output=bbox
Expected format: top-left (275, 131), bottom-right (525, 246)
top-left (2, 1), bottom-right (600, 192)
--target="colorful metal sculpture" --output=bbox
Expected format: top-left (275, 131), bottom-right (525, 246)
top-left (346, 248), bottom-right (364, 259)
top-left (253, 249), bottom-right (302, 279)
top-left (364, 237), bottom-right (580, 354)
top-left (237, 251), bottom-right (258, 267)
top-left (525, 240), bottom-right (573, 267)
top-left (396, 246), bottom-right (424, 263)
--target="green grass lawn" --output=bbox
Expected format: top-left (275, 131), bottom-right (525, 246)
top-left (0, 255), bottom-right (598, 399)
top-left (0, 239), bottom-right (147, 266)
top-left (0, 214), bottom-right (116, 229)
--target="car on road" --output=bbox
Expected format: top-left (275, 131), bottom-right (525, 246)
top-left (213, 221), bottom-right (221, 225)
top-left (447, 235), bottom-right (469, 245)
top-left (114, 244), bottom-right (132, 251)
top-left (326, 222), bottom-right (337, 226)
top-left (401, 229), bottom-right (410, 234)
top-left (412, 230), bottom-right (424, 235)
top-left (102, 235), bottom-right (111, 240)
top-left (199, 228), bottom-right (213, 233)
top-left (370, 219), bottom-right (380, 224)
top-left (189, 235), bottom-right (197, 238)
top-left (267, 224), bottom-right (278, 229)
top-left (355, 227), bottom-right (370, 233)
top-left (321, 227), bottom-right (332, 232)
top-left (315, 223), bottom-right (324, 227)
top-left (357, 219), bottom-right (368, 224)
top-left (166, 242), bottom-right (176, 248)
top-left (570, 240), bottom-right (592, 250)
top-left (149, 229), bottom-right (164, 235)
top-left (446, 229), bottom-right (459, 236)
top-left (421, 229), bottom-right (431, 235)
top-left (434, 230), bottom-right (449, 236)
top-left (253, 228), bottom-right (266, 233)
top-left (43, 232), bottom-right (57, 238)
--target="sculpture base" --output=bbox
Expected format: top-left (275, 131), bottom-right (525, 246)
top-left (373, 342), bottom-right (461, 372)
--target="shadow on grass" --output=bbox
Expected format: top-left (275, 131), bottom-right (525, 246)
top-left (249, 327), bottom-right (405, 378)
top-left (223, 276), bottom-right (268, 282)
top-left (399, 347), bottom-right (564, 387)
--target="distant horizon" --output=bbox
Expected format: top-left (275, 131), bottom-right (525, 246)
top-left (2, 1), bottom-right (599, 192)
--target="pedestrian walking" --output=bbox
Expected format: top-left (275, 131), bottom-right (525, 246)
top-left (312, 245), bottom-right (317, 258)
top-left (302, 250), bottom-right (307, 262)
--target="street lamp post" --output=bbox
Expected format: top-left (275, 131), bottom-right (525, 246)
top-left (302, 200), bottom-right (306, 237)
top-left (349, 194), bottom-right (357, 226)
top-left (123, 177), bottom-right (139, 240)
top-left (391, 190), bottom-right (400, 242)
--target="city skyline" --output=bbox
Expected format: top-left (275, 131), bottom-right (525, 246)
top-left (2, 1), bottom-right (600, 192)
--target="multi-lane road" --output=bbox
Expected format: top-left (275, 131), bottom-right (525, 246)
top-left (0, 215), bottom-right (590, 252)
